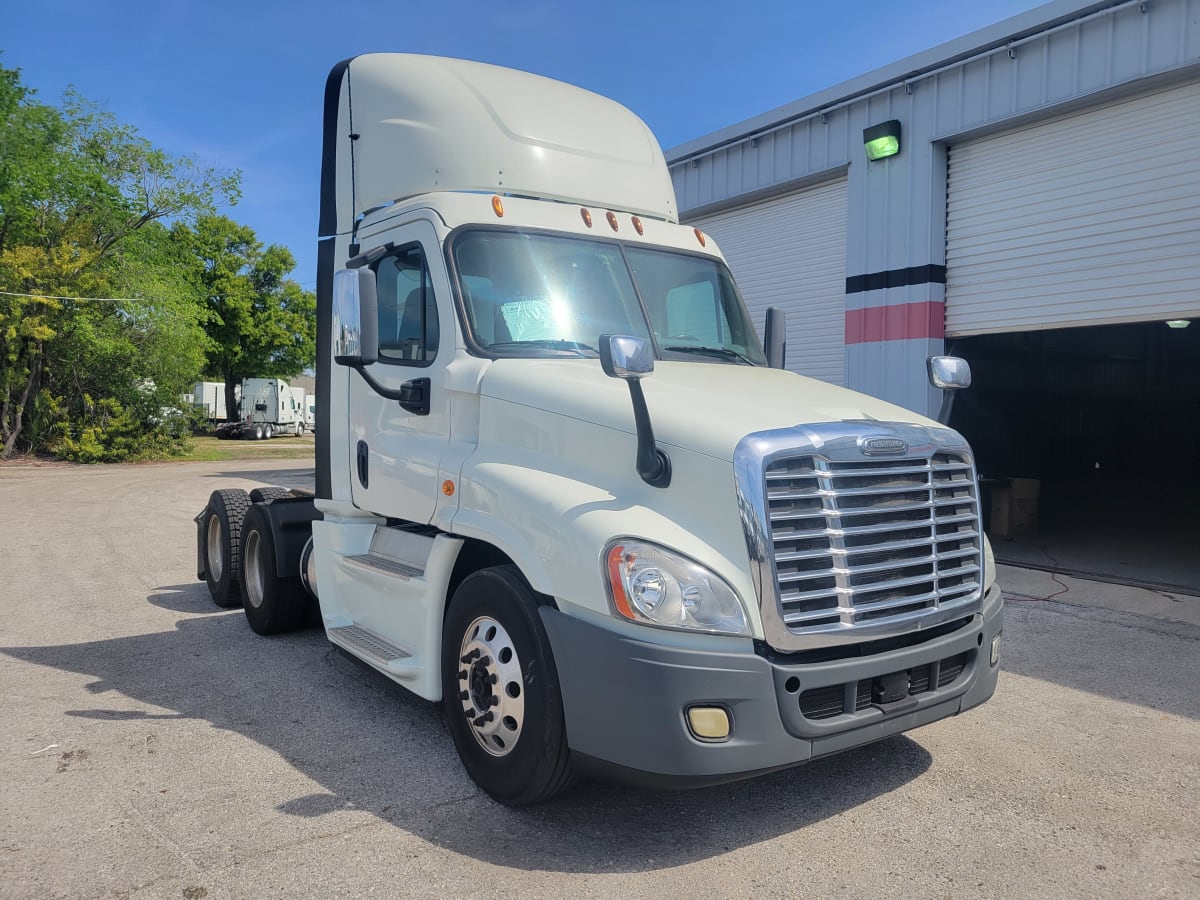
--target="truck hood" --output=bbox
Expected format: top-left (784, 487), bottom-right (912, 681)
top-left (479, 358), bottom-right (937, 461)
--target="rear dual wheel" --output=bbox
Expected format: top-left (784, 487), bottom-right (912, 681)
top-left (202, 489), bottom-right (250, 608)
top-left (240, 503), bottom-right (307, 635)
top-left (441, 566), bottom-right (573, 805)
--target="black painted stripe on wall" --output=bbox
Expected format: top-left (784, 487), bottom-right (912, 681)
top-left (846, 264), bottom-right (946, 295)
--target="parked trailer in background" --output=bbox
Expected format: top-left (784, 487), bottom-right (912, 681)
top-left (192, 381), bottom-right (229, 422)
top-left (196, 54), bottom-right (1001, 806)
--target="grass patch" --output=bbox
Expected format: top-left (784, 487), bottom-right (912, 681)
top-left (181, 435), bottom-right (316, 462)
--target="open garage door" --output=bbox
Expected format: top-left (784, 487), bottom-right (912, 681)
top-left (690, 178), bottom-right (848, 384)
top-left (945, 80), bottom-right (1200, 337)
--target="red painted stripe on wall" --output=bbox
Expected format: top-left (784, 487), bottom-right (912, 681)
top-left (845, 300), bottom-right (945, 344)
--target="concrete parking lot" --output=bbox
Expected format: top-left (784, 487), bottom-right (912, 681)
top-left (1, 459), bottom-right (1197, 898)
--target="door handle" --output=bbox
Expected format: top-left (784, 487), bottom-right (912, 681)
top-left (398, 377), bottom-right (431, 416)
top-left (356, 440), bottom-right (369, 488)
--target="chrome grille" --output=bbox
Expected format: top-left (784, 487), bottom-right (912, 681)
top-left (765, 451), bottom-right (982, 637)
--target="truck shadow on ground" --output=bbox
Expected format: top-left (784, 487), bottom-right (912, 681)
top-left (3, 591), bottom-right (933, 874)
top-left (201, 467), bottom-right (316, 490)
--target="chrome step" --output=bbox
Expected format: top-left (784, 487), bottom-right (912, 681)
top-left (345, 553), bottom-right (423, 578)
top-left (328, 624), bottom-right (412, 664)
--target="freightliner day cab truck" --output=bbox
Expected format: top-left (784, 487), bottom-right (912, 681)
top-left (215, 377), bottom-right (306, 439)
top-left (196, 54), bottom-right (1002, 805)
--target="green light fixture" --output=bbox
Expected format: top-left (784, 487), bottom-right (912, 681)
top-left (864, 119), bottom-right (902, 161)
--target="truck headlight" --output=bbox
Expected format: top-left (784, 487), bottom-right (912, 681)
top-left (605, 540), bottom-right (750, 636)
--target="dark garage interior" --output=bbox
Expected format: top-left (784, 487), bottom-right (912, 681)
top-left (948, 319), bottom-right (1200, 594)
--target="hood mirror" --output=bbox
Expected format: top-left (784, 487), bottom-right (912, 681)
top-left (927, 355), bottom-right (972, 425)
top-left (927, 355), bottom-right (971, 390)
top-left (763, 307), bottom-right (787, 369)
top-left (599, 334), bottom-right (670, 488)
top-left (600, 335), bottom-right (654, 379)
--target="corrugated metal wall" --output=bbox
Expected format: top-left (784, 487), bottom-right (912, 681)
top-left (667, 0), bottom-right (1200, 418)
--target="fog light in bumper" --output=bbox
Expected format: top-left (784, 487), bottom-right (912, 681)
top-left (991, 634), bottom-right (1002, 666)
top-left (686, 706), bottom-right (731, 741)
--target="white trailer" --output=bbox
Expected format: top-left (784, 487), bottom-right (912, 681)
top-left (196, 55), bottom-right (1001, 805)
top-left (192, 381), bottom-right (228, 421)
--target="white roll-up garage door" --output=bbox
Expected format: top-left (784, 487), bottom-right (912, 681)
top-left (690, 178), bottom-right (848, 384)
top-left (946, 79), bottom-right (1200, 337)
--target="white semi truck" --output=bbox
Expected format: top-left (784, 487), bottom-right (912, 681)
top-left (215, 377), bottom-right (306, 439)
top-left (196, 54), bottom-right (1001, 805)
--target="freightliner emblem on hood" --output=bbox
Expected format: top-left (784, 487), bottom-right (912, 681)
top-left (859, 436), bottom-right (909, 456)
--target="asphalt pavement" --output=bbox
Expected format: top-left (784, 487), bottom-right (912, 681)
top-left (1, 459), bottom-right (1197, 898)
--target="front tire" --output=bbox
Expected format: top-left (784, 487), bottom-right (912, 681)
top-left (240, 503), bottom-right (307, 635)
top-left (442, 566), bottom-right (573, 806)
top-left (202, 489), bottom-right (250, 608)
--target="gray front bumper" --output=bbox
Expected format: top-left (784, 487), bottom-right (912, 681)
top-left (541, 583), bottom-right (1003, 788)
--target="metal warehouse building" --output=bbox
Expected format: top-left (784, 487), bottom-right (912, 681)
top-left (668, 0), bottom-right (1199, 590)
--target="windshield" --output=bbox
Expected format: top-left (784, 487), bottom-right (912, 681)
top-left (452, 230), bottom-right (766, 365)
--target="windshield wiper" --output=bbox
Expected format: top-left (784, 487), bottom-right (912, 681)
top-left (662, 345), bottom-right (757, 366)
top-left (488, 339), bottom-right (598, 357)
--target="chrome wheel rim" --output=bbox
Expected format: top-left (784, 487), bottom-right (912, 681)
top-left (206, 515), bottom-right (224, 581)
top-left (457, 616), bottom-right (525, 757)
top-left (243, 529), bottom-right (266, 609)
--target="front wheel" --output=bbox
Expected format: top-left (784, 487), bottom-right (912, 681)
top-left (442, 566), bottom-right (573, 805)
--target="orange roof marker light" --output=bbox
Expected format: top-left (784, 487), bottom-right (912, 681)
top-left (491, 195), bottom-right (505, 217)
top-left (606, 211), bottom-right (619, 232)
top-left (694, 228), bottom-right (706, 247)
top-left (631, 216), bottom-right (644, 236)
top-left (580, 207), bottom-right (593, 227)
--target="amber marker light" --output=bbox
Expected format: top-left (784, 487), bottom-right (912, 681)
top-left (442, 480), bottom-right (456, 497)
top-left (631, 216), bottom-right (644, 235)
top-left (491, 196), bottom-right (504, 217)
top-left (606, 544), bottom-right (636, 620)
top-left (606, 211), bottom-right (619, 231)
top-left (580, 207), bottom-right (593, 227)
top-left (694, 228), bottom-right (706, 247)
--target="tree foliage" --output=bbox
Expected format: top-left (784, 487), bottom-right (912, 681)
top-left (177, 215), bottom-right (316, 419)
top-left (0, 58), bottom-right (311, 461)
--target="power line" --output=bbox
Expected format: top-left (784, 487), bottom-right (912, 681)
top-left (0, 288), bottom-right (142, 303)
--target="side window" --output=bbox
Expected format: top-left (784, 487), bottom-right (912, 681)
top-left (664, 280), bottom-right (729, 344)
top-left (374, 245), bottom-right (440, 364)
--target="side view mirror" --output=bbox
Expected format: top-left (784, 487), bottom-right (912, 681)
top-left (927, 355), bottom-right (971, 390)
top-left (763, 307), bottom-right (787, 369)
top-left (333, 268), bottom-right (379, 367)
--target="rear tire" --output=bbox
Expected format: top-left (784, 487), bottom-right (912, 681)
top-left (240, 503), bottom-right (307, 635)
top-left (442, 566), bottom-right (573, 805)
top-left (202, 489), bottom-right (251, 608)
top-left (264, 422), bottom-right (274, 440)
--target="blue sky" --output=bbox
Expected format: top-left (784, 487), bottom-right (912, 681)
top-left (5, 0), bottom-right (1045, 290)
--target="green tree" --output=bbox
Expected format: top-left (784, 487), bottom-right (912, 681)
top-left (0, 58), bottom-right (239, 458)
top-left (179, 215), bottom-right (316, 419)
